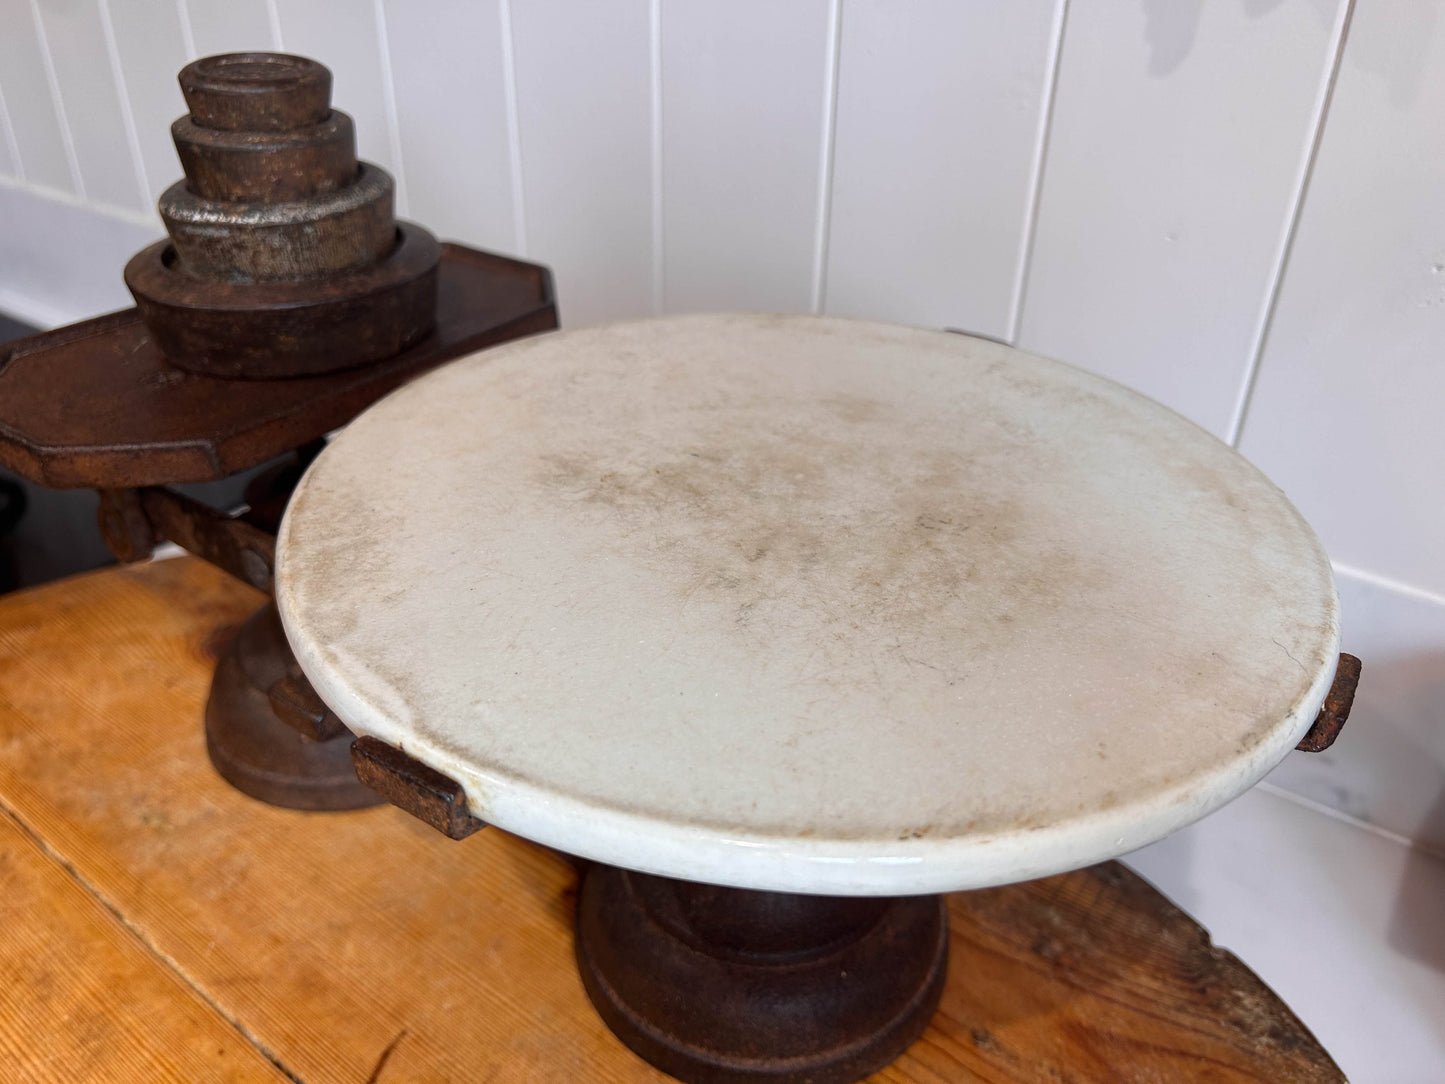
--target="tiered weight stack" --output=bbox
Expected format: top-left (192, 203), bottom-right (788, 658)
top-left (124, 52), bottom-right (440, 379)
top-left (0, 48), bottom-right (558, 813)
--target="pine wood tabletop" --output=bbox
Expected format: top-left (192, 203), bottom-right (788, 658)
top-left (0, 556), bottom-right (1342, 1082)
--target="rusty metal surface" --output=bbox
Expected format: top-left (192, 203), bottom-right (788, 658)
top-left (138, 486), bottom-right (277, 593)
top-left (3, 50), bottom-right (559, 811)
top-left (0, 48), bottom-right (558, 480)
top-left (159, 164), bottom-right (394, 282)
top-left (96, 488), bottom-right (158, 564)
top-left (127, 222), bottom-right (437, 379)
top-left (0, 243), bottom-right (557, 489)
top-left (351, 736), bottom-right (486, 840)
top-left (101, 443), bottom-right (321, 576)
top-left (576, 865), bottom-right (949, 1083)
top-left (266, 674), bottom-right (347, 742)
top-left (173, 111), bottom-right (356, 202)
top-left (1296, 653), bottom-right (1362, 752)
top-left (179, 53), bottom-right (331, 132)
top-left (130, 51), bottom-right (438, 377)
top-left (206, 601), bottom-right (381, 811)
top-left (239, 440), bottom-right (327, 533)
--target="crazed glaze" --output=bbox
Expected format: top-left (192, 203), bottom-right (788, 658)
top-left (276, 314), bottom-right (1339, 895)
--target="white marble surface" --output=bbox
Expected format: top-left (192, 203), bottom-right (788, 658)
top-left (277, 314), bottom-right (1339, 894)
top-left (1127, 785), bottom-right (1445, 1084)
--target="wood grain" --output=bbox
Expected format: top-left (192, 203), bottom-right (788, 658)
top-left (0, 807), bottom-right (285, 1082)
top-left (0, 557), bottom-right (1343, 1082)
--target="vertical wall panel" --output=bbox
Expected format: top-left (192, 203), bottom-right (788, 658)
top-left (1238, 0), bottom-right (1445, 599)
top-left (105, 0), bottom-right (191, 204)
top-left (0, 0), bottom-right (75, 191)
top-left (1018, 0), bottom-right (1342, 435)
top-left (0, 86), bottom-right (20, 179)
top-left (34, 0), bottom-right (146, 212)
top-left (0, 184), bottom-right (157, 324)
top-left (511, 0), bottom-right (652, 326)
top-left (825, 0), bottom-right (1057, 338)
top-left (660, 0), bottom-right (832, 313)
top-left (274, 0), bottom-right (397, 179)
top-left (184, 0), bottom-right (276, 57)
top-left (1, 0), bottom-right (1444, 869)
top-left (382, 0), bottom-right (514, 250)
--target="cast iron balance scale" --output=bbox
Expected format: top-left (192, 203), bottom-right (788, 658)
top-left (0, 53), bottom-right (1360, 1084)
top-left (0, 52), bottom-right (556, 811)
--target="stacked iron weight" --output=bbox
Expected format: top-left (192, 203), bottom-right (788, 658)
top-left (124, 53), bottom-right (440, 379)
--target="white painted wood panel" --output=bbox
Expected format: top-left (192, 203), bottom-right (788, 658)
top-left (1018, 0), bottom-right (1342, 436)
top-left (510, 0), bottom-right (652, 327)
top-left (274, 0), bottom-right (397, 182)
top-left (381, 0), bottom-right (514, 250)
top-left (183, 0), bottom-right (276, 58)
top-left (0, 82), bottom-right (19, 179)
top-left (0, 183), bottom-right (158, 326)
top-left (659, 0), bottom-right (833, 313)
top-left (825, 0), bottom-right (1058, 339)
top-left (1238, 0), bottom-right (1445, 600)
top-left (104, 0), bottom-right (191, 205)
top-left (0, 0), bottom-right (76, 191)
top-left (34, 0), bottom-right (147, 213)
top-left (2, 0), bottom-right (1444, 876)
top-left (1265, 571), bottom-right (1445, 856)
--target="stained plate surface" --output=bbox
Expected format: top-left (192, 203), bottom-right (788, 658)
top-left (277, 314), bottom-right (1338, 894)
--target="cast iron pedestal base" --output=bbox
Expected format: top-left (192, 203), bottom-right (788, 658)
top-left (576, 864), bottom-right (948, 1083)
top-left (206, 601), bottom-right (381, 811)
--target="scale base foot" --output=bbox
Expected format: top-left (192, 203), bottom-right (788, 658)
top-left (204, 602), bottom-right (382, 812)
top-left (576, 864), bottom-right (947, 1083)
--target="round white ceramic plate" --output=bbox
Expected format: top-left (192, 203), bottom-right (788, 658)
top-left (276, 314), bottom-right (1339, 896)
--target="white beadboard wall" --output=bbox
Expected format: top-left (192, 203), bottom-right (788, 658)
top-left (1, 1), bottom-right (1442, 854)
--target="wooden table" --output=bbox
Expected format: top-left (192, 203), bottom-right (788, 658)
top-left (0, 557), bottom-right (1342, 1082)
